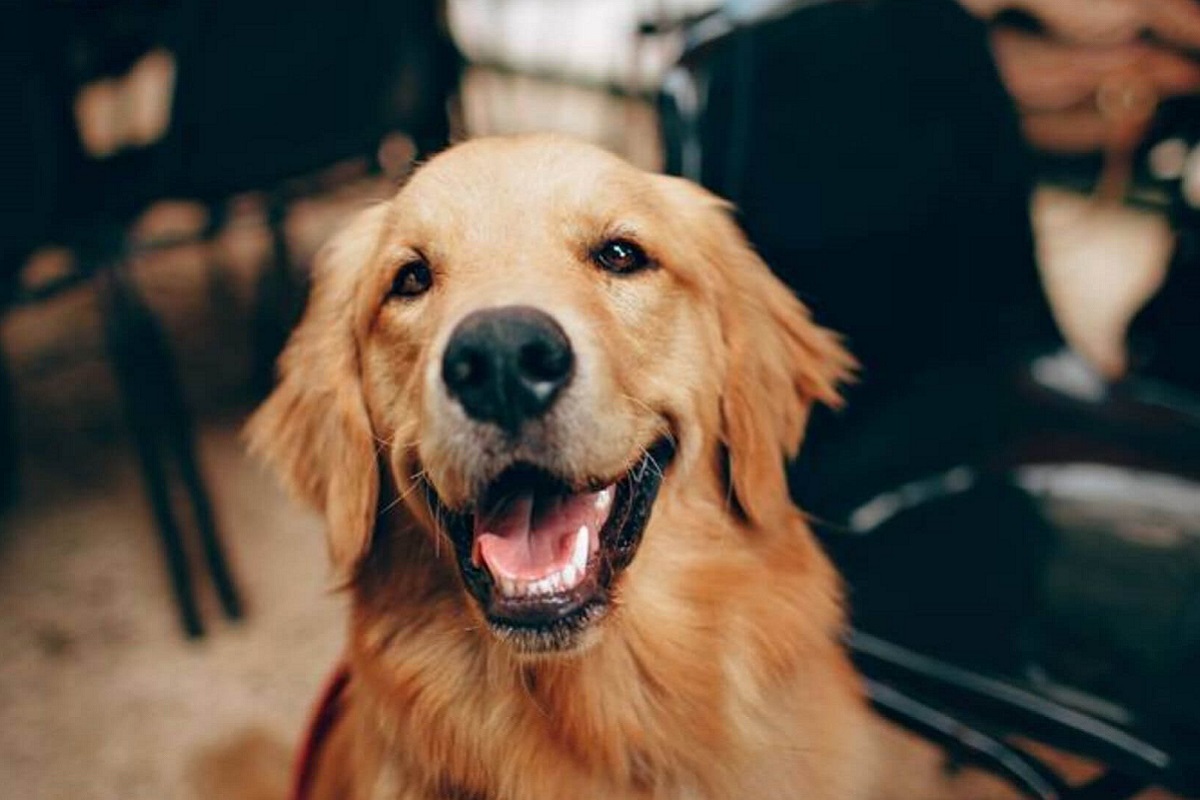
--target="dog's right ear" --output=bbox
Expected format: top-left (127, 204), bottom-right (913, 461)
top-left (245, 203), bottom-right (388, 582)
top-left (656, 176), bottom-right (855, 531)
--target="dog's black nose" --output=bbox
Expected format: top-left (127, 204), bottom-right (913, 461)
top-left (442, 306), bottom-right (575, 432)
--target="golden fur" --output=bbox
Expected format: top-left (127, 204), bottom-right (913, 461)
top-left (248, 134), bottom-right (888, 800)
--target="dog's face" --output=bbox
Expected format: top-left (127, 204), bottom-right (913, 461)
top-left (249, 135), bottom-right (852, 655)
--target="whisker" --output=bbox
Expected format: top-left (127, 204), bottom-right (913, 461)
top-left (379, 469), bottom-right (429, 517)
top-left (421, 481), bottom-right (440, 529)
top-left (635, 442), bottom-right (665, 481)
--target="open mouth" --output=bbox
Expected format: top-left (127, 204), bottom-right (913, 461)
top-left (434, 438), bottom-right (675, 652)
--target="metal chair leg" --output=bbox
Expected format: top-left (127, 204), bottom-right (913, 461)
top-left (158, 367), bottom-right (243, 622)
top-left (865, 678), bottom-right (1069, 800)
top-left (101, 264), bottom-right (204, 637)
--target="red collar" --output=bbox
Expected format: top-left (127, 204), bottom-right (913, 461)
top-left (292, 663), bottom-right (351, 800)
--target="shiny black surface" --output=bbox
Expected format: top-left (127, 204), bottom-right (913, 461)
top-left (442, 306), bottom-right (576, 434)
top-left (817, 355), bottom-right (1200, 795)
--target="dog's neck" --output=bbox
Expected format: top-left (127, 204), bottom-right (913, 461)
top-left (345, 496), bottom-right (848, 798)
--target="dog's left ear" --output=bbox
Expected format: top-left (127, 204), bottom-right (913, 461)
top-left (245, 204), bottom-right (388, 581)
top-left (661, 177), bottom-right (855, 529)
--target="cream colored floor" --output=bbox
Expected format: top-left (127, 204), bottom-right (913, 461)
top-left (0, 71), bottom-right (1184, 800)
top-left (0, 181), bottom-right (375, 800)
top-left (0, 423), bottom-right (342, 800)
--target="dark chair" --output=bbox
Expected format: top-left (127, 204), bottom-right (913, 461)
top-left (819, 357), bottom-right (1200, 799)
top-left (1, 0), bottom-right (460, 637)
top-left (660, 1), bottom-right (1200, 797)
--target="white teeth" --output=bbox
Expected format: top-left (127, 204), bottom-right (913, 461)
top-left (572, 525), bottom-right (590, 572)
top-left (595, 488), bottom-right (613, 509)
top-left (491, 525), bottom-right (592, 600)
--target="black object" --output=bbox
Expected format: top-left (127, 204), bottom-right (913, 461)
top-left (102, 261), bottom-right (243, 635)
top-left (1, 0), bottom-right (460, 636)
top-left (660, 1), bottom-right (1200, 797)
top-left (832, 360), bottom-right (1200, 797)
top-left (1126, 96), bottom-right (1200, 394)
top-left (662, 0), bottom-right (1059, 409)
top-left (442, 306), bottom-right (576, 433)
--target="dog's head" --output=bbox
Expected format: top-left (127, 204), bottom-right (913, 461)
top-left (248, 135), bottom-right (852, 655)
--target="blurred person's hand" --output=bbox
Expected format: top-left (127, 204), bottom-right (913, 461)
top-left (958, 0), bottom-right (1200, 153)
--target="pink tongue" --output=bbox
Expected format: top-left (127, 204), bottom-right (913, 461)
top-left (473, 491), bottom-right (607, 581)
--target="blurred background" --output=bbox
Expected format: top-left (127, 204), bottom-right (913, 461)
top-left (2, 1), bottom-right (1199, 798)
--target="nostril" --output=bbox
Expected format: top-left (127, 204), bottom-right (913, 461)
top-left (518, 340), bottom-right (571, 383)
top-left (444, 348), bottom-right (489, 391)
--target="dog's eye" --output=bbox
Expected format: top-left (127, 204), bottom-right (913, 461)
top-left (390, 260), bottom-right (433, 299)
top-left (594, 239), bottom-right (649, 275)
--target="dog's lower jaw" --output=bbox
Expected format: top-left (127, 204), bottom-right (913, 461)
top-left (484, 599), bottom-right (610, 657)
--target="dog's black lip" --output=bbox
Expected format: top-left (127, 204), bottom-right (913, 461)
top-left (427, 437), bottom-right (675, 645)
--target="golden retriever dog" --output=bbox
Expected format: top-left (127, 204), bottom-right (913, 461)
top-left (248, 133), bottom-right (890, 800)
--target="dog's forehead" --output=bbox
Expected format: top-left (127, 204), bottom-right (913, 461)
top-left (392, 137), bottom-right (662, 247)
